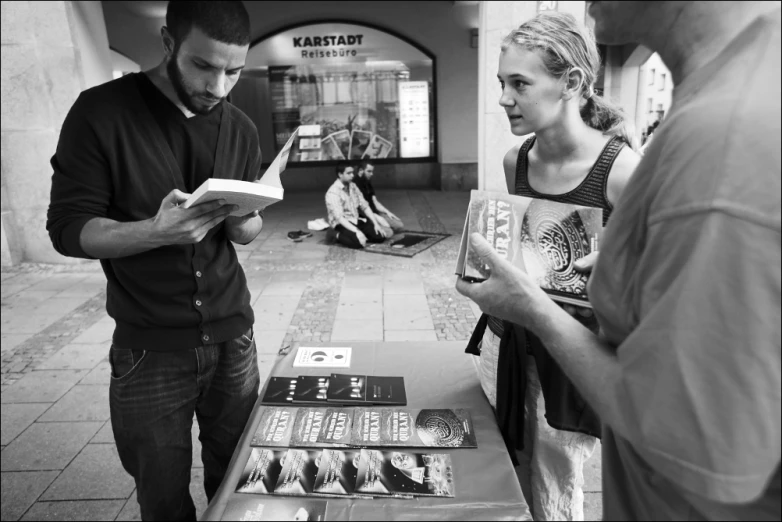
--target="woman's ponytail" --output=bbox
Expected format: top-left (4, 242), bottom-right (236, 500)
top-left (581, 94), bottom-right (636, 149)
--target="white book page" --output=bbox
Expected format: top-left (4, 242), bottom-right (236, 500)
top-left (259, 128), bottom-right (300, 189)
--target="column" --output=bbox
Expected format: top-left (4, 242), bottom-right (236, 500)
top-left (1, 1), bottom-right (112, 265)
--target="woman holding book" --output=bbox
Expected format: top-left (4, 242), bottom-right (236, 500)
top-left (466, 12), bottom-right (640, 521)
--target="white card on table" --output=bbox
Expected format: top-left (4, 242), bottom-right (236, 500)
top-left (293, 347), bottom-right (352, 368)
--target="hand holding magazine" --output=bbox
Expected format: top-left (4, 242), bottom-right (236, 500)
top-left (182, 128), bottom-right (299, 216)
top-left (455, 190), bottom-right (603, 308)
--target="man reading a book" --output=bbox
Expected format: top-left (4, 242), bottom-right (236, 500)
top-left (325, 163), bottom-right (385, 249)
top-left (457, 2), bottom-right (780, 521)
top-left (353, 161), bottom-right (405, 238)
top-left (46, 2), bottom-right (265, 520)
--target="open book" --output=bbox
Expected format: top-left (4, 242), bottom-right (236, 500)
top-left (182, 128), bottom-right (299, 216)
top-left (455, 190), bottom-right (603, 308)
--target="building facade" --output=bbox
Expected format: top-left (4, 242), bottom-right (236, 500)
top-left (2, 1), bottom-right (656, 264)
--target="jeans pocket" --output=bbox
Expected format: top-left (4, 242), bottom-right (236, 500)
top-left (109, 345), bottom-right (147, 382)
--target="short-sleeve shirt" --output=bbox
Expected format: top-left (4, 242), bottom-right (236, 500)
top-left (324, 179), bottom-right (370, 228)
top-left (588, 9), bottom-right (781, 520)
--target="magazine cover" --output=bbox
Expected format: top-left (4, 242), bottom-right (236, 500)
top-left (351, 408), bottom-right (477, 448)
top-left (325, 129), bottom-right (351, 159)
top-left (519, 198), bottom-right (602, 306)
top-left (220, 496), bottom-right (328, 521)
top-left (313, 449), bottom-right (364, 497)
top-left (274, 449), bottom-right (323, 497)
top-left (354, 449), bottom-right (455, 498)
top-left (236, 448), bottom-right (287, 495)
top-left (321, 135), bottom-right (345, 160)
top-left (251, 406), bottom-right (297, 447)
top-left (290, 408), bottom-right (347, 448)
top-left (456, 190), bottom-right (603, 307)
top-left (348, 130), bottom-right (373, 159)
top-left (362, 134), bottom-right (393, 159)
top-left (316, 408), bottom-right (354, 446)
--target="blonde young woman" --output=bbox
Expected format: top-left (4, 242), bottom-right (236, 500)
top-left (466, 12), bottom-right (640, 521)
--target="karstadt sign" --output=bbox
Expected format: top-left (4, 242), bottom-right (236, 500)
top-left (247, 22), bottom-right (429, 66)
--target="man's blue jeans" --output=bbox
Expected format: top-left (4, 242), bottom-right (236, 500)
top-left (109, 328), bottom-right (260, 521)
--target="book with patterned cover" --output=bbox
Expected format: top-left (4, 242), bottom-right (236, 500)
top-left (456, 190), bottom-right (603, 308)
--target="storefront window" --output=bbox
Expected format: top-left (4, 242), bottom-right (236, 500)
top-left (232, 22), bottom-right (436, 164)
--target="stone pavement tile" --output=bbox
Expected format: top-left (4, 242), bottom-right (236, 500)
top-left (1, 333), bottom-right (30, 353)
top-left (342, 274), bottom-right (383, 289)
top-left (79, 362), bottom-right (111, 385)
top-left (384, 330), bottom-right (438, 342)
top-left (584, 441), bottom-right (602, 493)
top-left (20, 500), bottom-right (125, 521)
top-left (1, 421), bottom-right (102, 471)
top-left (90, 421), bottom-right (114, 444)
top-left (35, 344), bottom-right (106, 371)
top-left (261, 280), bottom-right (308, 298)
top-left (257, 354), bottom-right (277, 387)
top-left (384, 311), bottom-right (435, 331)
top-left (41, 444), bottom-right (135, 500)
top-left (255, 329), bottom-right (287, 355)
top-left (384, 294), bottom-right (430, 311)
top-left (191, 421), bottom-right (202, 469)
top-left (68, 317), bottom-right (113, 345)
top-left (1, 403), bottom-right (50, 445)
top-left (383, 279), bottom-right (426, 295)
top-left (338, 288), bottom-right (382, 304)
top-left (115, 491), bottom-right (141, 521)
top-left (115, 467), bottom-right (208, 521)
top-left (26, 274), bottom-right (88, 294)
top-left (64, 279), bottom-right (106, 297)
top-left (38, 385), bottom-right (109, 423)
top-left (1, 370), bottom-right (89, 404)
top-left (335, 302), bottom-right (382, 321)
top-left (269, 270), bottom-right (313, 283)
top-left (252, 296), bottom-right (300, 316)
top-left (331, 320), bottom-right (383, 342)
top-left (1, 296), bottom-right (93, 334)
top-left (1, 471), bottom-right (59, 521)
top-left (584, 492), bottom-right (603, 521)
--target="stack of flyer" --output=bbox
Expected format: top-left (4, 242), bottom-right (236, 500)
top-left (261, 374), bottom-right (407, 407)
top-left (236, 447), bottom-right (455, 499)
top-left (250, 407), bottom-right (477, 449)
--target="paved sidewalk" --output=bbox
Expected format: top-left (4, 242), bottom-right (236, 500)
top-left (1, 190), bottom-right (602, 520)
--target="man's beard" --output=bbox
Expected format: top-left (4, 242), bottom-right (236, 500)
top-left (167, 54), bottom-right (223, 116)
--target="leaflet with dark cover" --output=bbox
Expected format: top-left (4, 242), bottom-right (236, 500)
top-left (293, 376), bottom-right (330, 404)
top-left (261, 377), bottom-right (296, 405)
top-left (456, 190), bottom-right (603, 307)
top-left (354, 449), bottom-right (455, 497)
top-left (251, 407), bottom-right (296, 447)
top-left (313, 449), bottom-right (370, 497)
top-left (351, 408), bottom-right (477, 448)
top-left (235, 448), bottom-right (287, 495)
top-left (219, 496), bottom-right (328, 521)
top-left (327, 374), bottom-right (407, 405)
top-left (274, 449), bottom-right (323, 497)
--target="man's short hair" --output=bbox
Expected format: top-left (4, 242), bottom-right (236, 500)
top-left (359, 161), bottom-right (374, 172)
top-left (336, 162), bottom-right (354, 177)
top-left (166, 1), bottom-right (251, 48)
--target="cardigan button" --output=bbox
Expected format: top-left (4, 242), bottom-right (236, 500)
top-left (196, 271), bottom-right (202, 278)
top-left (203, 335), bottom-right (210, 342)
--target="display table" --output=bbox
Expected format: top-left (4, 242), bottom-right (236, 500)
top-left (201, 342), bottom-right (532, 521)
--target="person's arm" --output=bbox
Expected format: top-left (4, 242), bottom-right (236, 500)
top-left (355, 187), bottom-right (383, 235)
top-left (606, 145), bottom-right (640, 206)
top-left (457, 209), bottom-right (781, 503)
top-left (79, 191), bottom-right (237, 259)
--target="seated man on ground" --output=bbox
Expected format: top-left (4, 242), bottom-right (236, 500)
top-left (353, 161), bottom-right (404, 237)
top-left (325, 162), bottom-right (385, 249)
